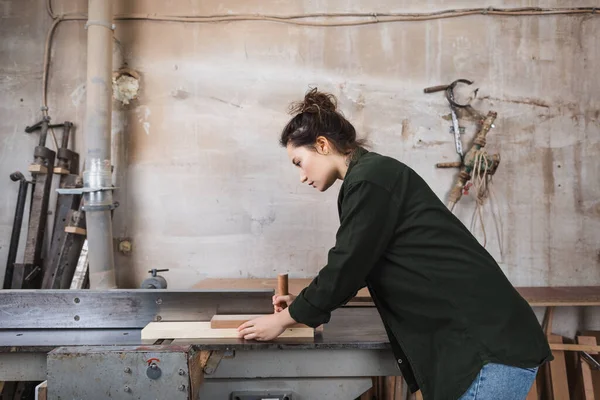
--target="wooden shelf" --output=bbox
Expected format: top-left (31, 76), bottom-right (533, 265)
top-left (193, 279), bottom-right (600, 307)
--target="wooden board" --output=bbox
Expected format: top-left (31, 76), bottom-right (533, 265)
top-left (193, 280), bottom-right (600, 307)
top-left (518, 287), bottom-right (600, 307)
top-left (359, 382), bottom-right (374, 400)
top-left (141, 321), bottom-right (314, 341)
top-left (550, 343), bottom-right (600, 353)
top-left (210, 314), bottom-right (310, 329)
top-left (53, 167), bottom-right (70, 174)
top-left (28, 164), bottom-right (47, 173)
top-left (581, 332), bottom-right (600, 400)
top-left (578, 336), bottom-right (597, 400)
top-left (65, 226), bottom-right (86, 235)
top-left (548, 335), bottom-right (570, 400)
top-left (36, 381), bottom-right (47, 400)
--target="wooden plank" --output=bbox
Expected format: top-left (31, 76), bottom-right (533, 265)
top-left (578, 336), bottom-right (597, 400)
top-left (383, 376), bottom-right (397, 400)
top-left (64, 226), bottom-right (86, 235)
top-left (141, 321), bottom-right (314, 341)
top-left (188, 352), bottom-right (208, 400)
top-left (53, 167), bottom-right (70, 174)
top-left (550, 343), bottom-right (600, 353)
top-left (360, 381), bottom-right (374, 400)
top-left (517, 287), bottom-right (600, 306)
top-left (193, 280), bottom-right (600, 307)
top-left (548, 335), bottom-right (570, 400)
top-left (394, 377), bottom-right (405, 400)
top-left (581, 332), bottom-right (600, 400)
top-left (563, 338), bottom-right (581, 398)
top-left (70, 239), bottom-right (89, 289)
top-left (36, 381), bottom-right (48, 400)
top-left (543, 306), bottom-right (555, 336)
top-left (210, 314), bottom-right (309, 329)
top-left (28, 164), bottom-right (48, 173)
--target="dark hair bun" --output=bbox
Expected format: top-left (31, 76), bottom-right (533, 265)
top-left (288, 87), bottom-right (337, 115)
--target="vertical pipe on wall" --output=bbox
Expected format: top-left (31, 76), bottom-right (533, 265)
top-left (83, 0), bottom-right (117, 289)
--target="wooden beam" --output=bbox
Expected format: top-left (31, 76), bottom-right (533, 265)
top-left (394, 377), bottom-right (405, 400)
top-left (141, 321), bottom-right (314, 341)
top-left (548, 335), bottom-right (570, 400)
top-left (36, 381), bottom-right (47, 400)
top-left (581, 332), bottom-right (600, 400)
top-left (550, 343), bottom-right (600, 353)
top-left (384, 376), bottom-right (397, 400)
top-left (193, 280), bottom-right (600, 307)
top-left (578, 336), bottom-right (597, 400)
top-left (543, 306), bottom-right (555, 336)
top-left (359, 381), bottom-right (374, 400)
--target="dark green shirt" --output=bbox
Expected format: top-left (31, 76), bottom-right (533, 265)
top-left (288, 148), bottom-right (552, 400)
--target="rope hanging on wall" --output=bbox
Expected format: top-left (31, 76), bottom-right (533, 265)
top-left (468, 149), bottom-right (504, 259)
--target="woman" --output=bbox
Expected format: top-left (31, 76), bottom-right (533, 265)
top-left (237, 88), bottom-right (552, 400)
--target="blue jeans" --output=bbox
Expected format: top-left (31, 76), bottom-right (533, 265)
top-left (458, 363), bottom-right (538, 400)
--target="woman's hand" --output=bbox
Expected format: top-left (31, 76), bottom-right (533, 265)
top-left (237, 308), bottom-right (296, 341)
top-left (273, 294), bottom-right (296, 313)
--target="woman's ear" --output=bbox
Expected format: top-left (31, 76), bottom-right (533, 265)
top-left (315, 136), bottom-right (330, 155)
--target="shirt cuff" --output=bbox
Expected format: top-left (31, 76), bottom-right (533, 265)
top-left (288, 288), bottom-right (332, 328)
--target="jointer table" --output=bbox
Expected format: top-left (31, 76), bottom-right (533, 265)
top-left (0, 289), bottom-right (398, 400)
top-left (2, 286), bottom-right (599, 399)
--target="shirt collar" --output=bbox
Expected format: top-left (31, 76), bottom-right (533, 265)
top-left (345, 146), bottom-right (368, 178)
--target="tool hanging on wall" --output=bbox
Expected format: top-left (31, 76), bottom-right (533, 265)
top-left (424, 80), bottom-right (500, 211)
top-left (424, 81), bottom-right (502, 254)
top-left (424, 79), bottom-right (476, 159)
top-left (442, 112), bottom-right (500, 209)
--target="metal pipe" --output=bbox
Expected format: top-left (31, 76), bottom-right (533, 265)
top-left (3, 172), bottom-right (30, 289)
top-left (83, 0), bottom-right (117, 289)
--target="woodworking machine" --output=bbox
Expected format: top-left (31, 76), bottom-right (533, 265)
top-left (0, 289), bottom-right (397, 399)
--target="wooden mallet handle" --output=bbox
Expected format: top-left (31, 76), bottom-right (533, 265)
top-left (277, 273), bottom-right (289, 309)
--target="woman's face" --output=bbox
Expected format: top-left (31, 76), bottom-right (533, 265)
top-left (286, 142), bottom-right (339, 192)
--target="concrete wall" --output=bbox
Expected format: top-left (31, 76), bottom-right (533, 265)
top-left (1, 0), bottom-right (599, 301)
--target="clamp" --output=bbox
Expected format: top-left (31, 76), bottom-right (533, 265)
top-left (424, 79), bottom-right (475, 158)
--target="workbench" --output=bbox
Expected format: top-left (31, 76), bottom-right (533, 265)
top-left (0, 289), bottom-right (397, 399)
top-left (1, 285), bottom-right (599, 399)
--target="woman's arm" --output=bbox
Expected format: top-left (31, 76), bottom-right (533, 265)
top-left (288, 181), bottom-right (400, 327)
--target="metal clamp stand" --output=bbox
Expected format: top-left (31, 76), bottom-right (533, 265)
top-left (3, 172), bottom-right (32, 289)
top-left (42, 121), bottom-right (87, 289)
top-left (11, 116), bottom-right (60, 289)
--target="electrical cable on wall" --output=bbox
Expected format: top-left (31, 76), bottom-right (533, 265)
top-left (42, 2), bottom-right (599, 119)
top-left (40, 1), bottom-right (596, 257)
